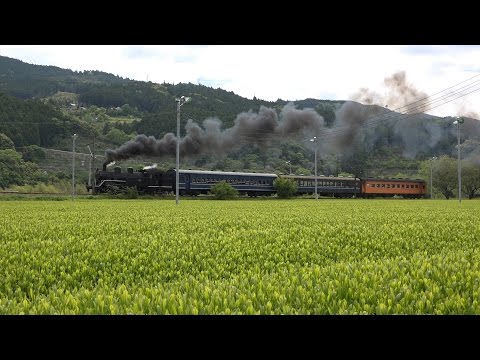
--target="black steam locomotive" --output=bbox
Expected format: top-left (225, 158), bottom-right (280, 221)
top-left (87, 163), bottom-right (426, 198)
top-left (89, 164), bottom-right (278, 196)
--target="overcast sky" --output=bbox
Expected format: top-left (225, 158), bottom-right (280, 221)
top-left (1, 45), bottom-right (480, 119)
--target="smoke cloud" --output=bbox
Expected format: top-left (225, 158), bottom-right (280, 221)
top-left (330, 101), bottom-right (384, 151)
top-left (455, 101), bottom-right (480, 121)
top-left (351, 71), bottom-right (428, 113)
top-left (105, 70), bottom-right (480, 166)
top-left (105, 103), bottom-right (324, 164)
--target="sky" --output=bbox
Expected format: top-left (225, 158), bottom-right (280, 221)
top-left (1, 45), bottom-right (480, 119)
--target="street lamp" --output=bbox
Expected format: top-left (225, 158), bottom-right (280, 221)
top-left (453, 117), bottom-right (464, 203)
top-left (175, 96), bottom-right (191, 205)
top-left (286, 160), bottom-right (292, 175)
top-left (430, 156), bottom-right (437, 199)
top-left (72, 133), bottom-right (78, 200)
top-left (87, 145), bottom-right (94, 192)
top-left (310, 136), bottom-right (318, 199)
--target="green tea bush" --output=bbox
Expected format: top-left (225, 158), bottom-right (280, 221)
top-left (0, 199), bottom-right (479, 314)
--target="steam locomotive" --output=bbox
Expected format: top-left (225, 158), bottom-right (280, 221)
top-left (86, 163), bottom-right (426, 198)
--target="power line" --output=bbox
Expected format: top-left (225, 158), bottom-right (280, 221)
top-left (391, 73), bottom-right (480, 113)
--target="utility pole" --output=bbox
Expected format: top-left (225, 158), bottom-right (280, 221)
top-left (88, 137), bottom-right (96, 194)
top-left (176, 99), bottom-right (181, 205)
top-left (310, 136), bottom-right (318, 200)
top-left (175, 96), bottom-right (191, 205)
top-left (72, 133), bottom-right (77, 200)
top-left (430, 156), bottom-right (437, 199)
top-left (286, 160), bottom-right (292, 175)
top-left (336, 153), bottom-right (339, 177)
top-left (314, 143), bottom-right (318, 199)
top-left (87, 145), bottom-right (92, 189)
top-left (453, 117), bottom-right (464, 203)
top-left (92, 135), bottom-right (96, 194)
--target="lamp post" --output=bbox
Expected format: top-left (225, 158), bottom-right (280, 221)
top-left (175, 96), bottom-right (191, 205)
top-left (430, 156), bottom-right (437, 199)
top-left (453, 117), bottom-right (464, 203)
top-left (310, 136), bottom-right (318, 199)
top-left (286, 160), bottom-right (292, 175)
top-left (72, 133), bottom-right (77, 200)
top-left (87, 145), bottom-right (94, 192)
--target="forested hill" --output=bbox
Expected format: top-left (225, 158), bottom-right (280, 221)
top-left (1, 54), bottom-right (479, 182)
top-left (0, 55), bottom-right (275, 115)
top-left (0, 55), bottom-right (129, 99)
top-left (0, 91), bottom-right (94, 147)
top-left (0, 55), bottom-right (343, 129)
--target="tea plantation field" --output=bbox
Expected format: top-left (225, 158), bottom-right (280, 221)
top-left (0, 199), bottom-right (478, 314)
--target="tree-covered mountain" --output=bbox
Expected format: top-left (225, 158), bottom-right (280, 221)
top-left (0, 91), bottom-right (94, 147)
top-left (0, 55), bottom-right (344, 133)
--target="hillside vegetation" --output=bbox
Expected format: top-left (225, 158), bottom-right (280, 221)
top-left (0, 55), bottom-right (479, 197)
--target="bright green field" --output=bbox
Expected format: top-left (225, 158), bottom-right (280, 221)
top-left (0, 199), bottom-right (479, 314)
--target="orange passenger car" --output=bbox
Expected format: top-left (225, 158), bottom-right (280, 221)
top-left (361, 178), bottom-right (426, 198)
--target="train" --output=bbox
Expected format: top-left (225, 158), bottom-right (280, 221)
top-left (86, 163), bottom-right (427, 198)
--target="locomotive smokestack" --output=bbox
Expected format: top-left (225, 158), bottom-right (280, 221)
top-left (103, 161), bottom-right (109, 171)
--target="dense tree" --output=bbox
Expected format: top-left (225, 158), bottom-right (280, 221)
top-left (274, 177), bottom-right (298, 198)
top-left (242, 154), bottom-right (259, 170)
top-left (0, 149), bottom-right (44, 189)
top-left (340, 142), bottom-right (369, 178)
top-left (0, 91), bottom-right (92, 147)
top-left (102, 122), bottom-right (112, 135)
top-left (432, 155), bottom-right (457, 199)
top-left (20, 145), bottom-right (46, 163)
top-left (461, 161), bottom-right (480, 199)
top-left (314, 102), bottom-right (341, 127)
top-left (105, 128), bottom-right (132, 145)
top-left (209, 181), bottom-right (239, 199)
top-left (0, 133), bottom-right (14, 149)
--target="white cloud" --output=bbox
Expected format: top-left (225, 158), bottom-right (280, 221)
top-left (1, 45), bottom-right (480, 118)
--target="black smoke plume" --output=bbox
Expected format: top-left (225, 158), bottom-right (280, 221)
top-left (330, 101), bottom-right (384, 151)
top-left (104, 103), bottom-right (324, 165)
